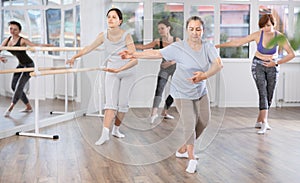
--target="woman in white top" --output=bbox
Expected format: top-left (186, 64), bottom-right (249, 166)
top-left (120, 16), bottom-right (223, 174)
top-left (67, 8), bottom-right (137, 145)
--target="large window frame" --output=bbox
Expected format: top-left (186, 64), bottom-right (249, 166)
top-left (0, 0), bottom-right (80, 56)
top-left (112, 0), bottom-right (300, 60)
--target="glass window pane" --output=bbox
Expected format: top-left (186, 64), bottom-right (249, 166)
top-left (153, 3), bottom-right (184, 42)
top-left (190, 5), bottom-right (215, 43)
top-left (220, 4), bottom-right (250, 58)
top-left (47, 0), bottom-right (61, 5)
top-left (64, 8), bottom-right (74, 47)
top-left (11, 10), bottom-right (29, 38)
top-left (75, 5), bottom-right (80, 47)
top-left (3, 10), bottom-right (11, 38)
top-left (28, 10), bottom-right (42, 43)
top-left (293, 7), bottom-right (300, 56)
top-left (111, 2), bottom-right (144, 44)
top-left (46, 9), bottom-right (61, 55)
top-left (63, 0), bottom-right (73, 5)
top-left (11, 0), bottom-right (24, 6)
top-left (2, 0), bottom-right (10, 6)
top-left (28, 0), bottom-right (43, 5)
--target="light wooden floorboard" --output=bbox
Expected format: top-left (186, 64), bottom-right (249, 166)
top-left (0, 97), bottom-right (299, 182)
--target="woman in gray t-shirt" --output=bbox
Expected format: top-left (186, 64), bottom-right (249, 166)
top-left (120, 16), bottom-right (223, 174)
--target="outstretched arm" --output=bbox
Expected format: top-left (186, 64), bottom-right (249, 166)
top-left (119, 49), bottom-right (163, 60)
top-left (22, 38), bottom-right (53, 47)
top-left (67, 32), bottom-right (104, 66)
top-left (215, 31), bottom-right (258, 48)
top-left (135, 39), bottom-right (159, 50)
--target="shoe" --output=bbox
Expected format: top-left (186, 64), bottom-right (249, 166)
top-left (112, 125), bottom-right (125, 138)
top-left (175, 151), bottom-right (199, 159)
top-left (4, 110), bottom-right (10, 117)
top-left (265, 123), bottom-right (272, 130)
top-left (20, 108), bottom-right (33, 113)
top-left (95, 127), bottom-right (110, 145)
top-left (150, 114), bottom-right (159, 124)
top-left (186, 159), bottom-right (198, 174)
top-left (162, 114), bottom-right (174, 119)
top-left (255, 122), bottom-right (262, 128)
top-left (257, 122), bottom-right (269, 134)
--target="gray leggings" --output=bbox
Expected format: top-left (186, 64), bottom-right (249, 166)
top-left (153, 63), bottom-right (176, 109)
top-left (251, 57), bottom-right (279, 110)
top-left (11, 63), bottom-right (34, 105)
top-left (175, 94), bottom-right (210, 145)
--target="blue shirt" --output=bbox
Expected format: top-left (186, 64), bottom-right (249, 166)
top-left (160, 40), bottom-right (219, 99)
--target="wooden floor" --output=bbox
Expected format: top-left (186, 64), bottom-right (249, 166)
top-left (0, 97), bottom-right (299, 182)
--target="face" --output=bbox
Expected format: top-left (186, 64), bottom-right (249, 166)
top-left (157, 23), bottom-right (170, 37)
top-left (9, 24), bottom-right (20, 36)
top-left (107, 10), bottom-right (122, 28)
top-left (262, 20), bottom-right (274, 32)
top-left (186, 20), bottom-right (203, 42)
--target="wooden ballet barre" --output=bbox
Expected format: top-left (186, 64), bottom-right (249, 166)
top-left (30, 67), bottom-right (106, 77)
top-left (0, 46), bottom-right (83, 52)
top-left (0, 66), bottom-right (69, 74)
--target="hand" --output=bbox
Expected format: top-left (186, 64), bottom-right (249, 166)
top-left (187, 71), bottom-right (207, 84)
top-left (66, 57), bottom-right (75, 67)
top-left (119, 50), bottom-right (134, 59)
top-left (103, 67), bottom-right (121, 73)
top-left (0, 56), bottom-right (7, 63)
top-left (263, 61), bottom-right (276, 68)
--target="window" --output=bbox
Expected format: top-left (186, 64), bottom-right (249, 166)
top-left (153, 2), bottom-right (184, 41)
top-left (190, 5), bottom-right (215, 43)
top-left (219, 4), bottom-right (250, 58)
top-left (111, 2), bottom-right (144, 44)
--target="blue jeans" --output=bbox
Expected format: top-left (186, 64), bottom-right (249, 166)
top-left (251, 57), bottom-right (279, 110)
top-left (11, 62), bottom-right (34, 105)
top-left (153, 63), bottom-right (176, 109)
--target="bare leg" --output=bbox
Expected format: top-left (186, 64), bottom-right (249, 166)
top-left (185, 144), bottom-right (198, 173)
top-left (112, 112), bottom-right (125, 138)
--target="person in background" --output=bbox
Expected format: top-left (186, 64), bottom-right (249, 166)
top-left (119, 16), bottom-right (223, 174)
top-left (135, 19), bottom-right (181, 123)
top-left (67, 8), bottom-right (138, 145)
top-left (215, 14), bottom-right (295, 134)
top-left (0, 20), bottom-right (53, 117)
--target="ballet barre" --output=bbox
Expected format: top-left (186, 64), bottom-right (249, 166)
top-left (0, 66), bottom-right (69, 74)
top-left (30, 67), bottom-right (105, 76)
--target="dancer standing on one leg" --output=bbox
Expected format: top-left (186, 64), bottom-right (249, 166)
top-left (0, 21), bottom-right (53, 117)
top-left (67, 8), bottom-right (137, 145)
top-left (216, 14), bottom-right (295, 134)
top-left (120, 16), bottom-right (223, 174)
top-left (136, 20), bottom-right (181, 123)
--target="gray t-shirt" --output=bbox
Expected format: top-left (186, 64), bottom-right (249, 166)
top-left (160, 40), bottom-right (219, 100)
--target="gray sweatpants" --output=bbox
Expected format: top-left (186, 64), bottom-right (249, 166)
top-left (104, 71), bottom-right (136, 113)
top-left (175, 94), bottom-right (210, 145)
top-left (251, 57), bottom-right (279, 110)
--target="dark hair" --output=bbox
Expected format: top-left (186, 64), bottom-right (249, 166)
top-left (186, 16), bottom-right (204, 29)
top-left (8, 21), bottom-right (22, 31)
top-left (157, 19), bottom-right (173, 33)
top-left (106, 8), bottom-right (123, 25)
top-left (259, 14), bottom-right (275, 28)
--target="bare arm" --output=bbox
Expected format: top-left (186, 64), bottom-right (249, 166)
top-left (215, 31), bottom-right (258, 48)
top-left (135, 39), bottom-right (159, 50)
top-left (67, 32), bottom-right (104, 66)
top-left (21, 38), bottom-right (53, 47)
top-left (119, 49), bottom-right (163, 60)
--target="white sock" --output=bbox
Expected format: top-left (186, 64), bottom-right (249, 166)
top-left (186, 159), bottom-right (198, 173)
top-left (95, 127), bottom-right (110, 145)
top-left (112, 125), bottom-right (125, 138)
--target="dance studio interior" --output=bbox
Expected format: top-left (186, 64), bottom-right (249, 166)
top-left (0, 0), bottom-right (299, 182)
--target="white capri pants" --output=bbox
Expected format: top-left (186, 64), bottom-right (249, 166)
top-left (104, 70), bottom-right (136, 113)
top-left (175, 94), bottom-right (210, 145)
